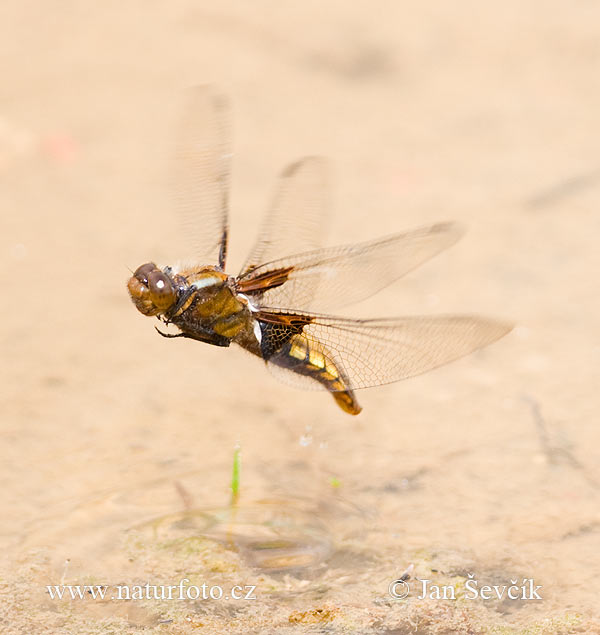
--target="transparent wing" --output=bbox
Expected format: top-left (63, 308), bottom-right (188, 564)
top-left (239, 156), bottom-right (330, 276)
top-left (172, 85), bottom-right (231, 268)
top-left (258, 310), bottom-right (512, 391)
top-left (237, 222), bottom-right (464, 312)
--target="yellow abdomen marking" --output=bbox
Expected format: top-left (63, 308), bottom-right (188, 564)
top-left (308, 349), bottom-right (326, 370)
top-left (283, 335), bottom-right (360, 413)
top-left (289, 339), bottom-right (308, 361)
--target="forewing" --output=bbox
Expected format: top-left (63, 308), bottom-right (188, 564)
top-left (240, 156), bottom-right (330, 276)
top-left (172, 85), bottom-right (231, 268)
top-left (237, 222), bottom-right (464, 311)
top-left (257, 310), bottom-right (512, 391)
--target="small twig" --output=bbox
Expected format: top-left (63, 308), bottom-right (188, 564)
top-left (522, 394), bottom-right (599, 489)
top-left (397, 563), bottom-right (414, 582)
top-left (174, 480), bottom-right (194, 511)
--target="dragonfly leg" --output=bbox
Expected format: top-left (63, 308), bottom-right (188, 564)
top-left (155, 326), bottom-right (185, 338)
top-left (154, 326), bottom-right (230, 347)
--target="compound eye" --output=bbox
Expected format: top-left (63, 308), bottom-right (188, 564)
top-left (147, 270), bottom-right (176, 310)
top-left (134, 262), bottom-right (158, 285)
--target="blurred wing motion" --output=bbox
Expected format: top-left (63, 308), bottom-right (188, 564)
top-left (257, 310), bottom-right (512, 391)
top-left (172, 85), bottom-right (231, 268)
top-left (240, 156), bottom-right (331, 276)
top-left (237, 222), bottom-right (464, 312)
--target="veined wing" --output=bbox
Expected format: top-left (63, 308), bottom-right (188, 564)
top-left (237, 222), bottom-right (464, 311)
top-left (172, 85), bottom-right (231, 269)
top-left (257, 310), bottom-right (512, 391)
top-left (239, 156), bottom-right (330, 277)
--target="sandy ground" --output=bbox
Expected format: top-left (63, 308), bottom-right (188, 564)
top-left (1, 2), bottom-right (599, 633)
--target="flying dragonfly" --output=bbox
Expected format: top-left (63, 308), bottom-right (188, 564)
top-left (127, 87), bottom-right (512, 415)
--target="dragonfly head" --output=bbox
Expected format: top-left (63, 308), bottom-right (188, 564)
top-left (127, 262), bottom-right (178, 316)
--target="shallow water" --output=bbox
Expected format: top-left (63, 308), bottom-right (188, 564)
top-left (2, 2), bottom-right (600, 633)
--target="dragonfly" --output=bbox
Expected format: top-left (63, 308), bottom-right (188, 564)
top-left (127, 87), bottom-right (512, 415)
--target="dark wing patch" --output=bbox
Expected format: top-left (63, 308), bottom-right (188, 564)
top-left (256, 311), bottom-right (313, 359)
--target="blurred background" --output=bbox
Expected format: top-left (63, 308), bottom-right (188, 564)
top-left (1, 1), bottom-right (599, 632)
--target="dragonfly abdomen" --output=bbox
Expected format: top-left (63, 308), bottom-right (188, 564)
top-left (280, 334), bottom-right (362, 415)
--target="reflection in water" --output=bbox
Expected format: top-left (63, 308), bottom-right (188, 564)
top-left (133, 496), bottom-right (365, 573)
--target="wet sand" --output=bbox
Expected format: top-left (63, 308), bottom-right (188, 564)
top-left (1, 2), bottom-right (599, 633)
